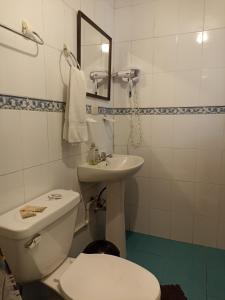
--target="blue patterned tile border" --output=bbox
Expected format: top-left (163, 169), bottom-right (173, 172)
top-left (112, 106), bottom-right (225, 115)
top-left (1, 94), bottom-right (225, 115)
top-left (0, 94), bottom-right (65, 112)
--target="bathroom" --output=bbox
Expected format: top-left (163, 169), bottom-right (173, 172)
top-left (0, 0), bottom-right (225, 299)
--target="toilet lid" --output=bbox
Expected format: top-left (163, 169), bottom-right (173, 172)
top-left (59, 253), bottom-right (161, 300)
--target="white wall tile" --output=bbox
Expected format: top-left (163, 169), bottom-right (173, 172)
top-left (135, 75), bottom-right (153, 107)
top-left (174, 70), bottom-right (201, 106)
top-left (114, 6), bottom-right (131, 42)
top-left (151, 148), bottom-right (173, 180)
top-left (0, 171), bottom-right (24, 215)
top-left (172, 149), bottom-right (196, 181)
top-left (21, 111), bottom-right (49, 168)
top-left (43, 0), bottom-right (65, 49)
top-left (130, 1), bottom-right (154, 40)
top-left (196, 115), bottom-right (225, 150)
top-left (171, 180), bottom-right (196, 214)
top-left (203, 29), bottom-right (225, 69)
top-left (176, 32), bottom-right (202, 70)
top-left (152, 72), bottom-right (175, 107)
top-left (23, 164), bottom-right (50, 202)
top-left (171, 212), bottom-right (193, 243)
top-left (196, 150), bottom-right (222, 184)
top-left (153, 36), bottom-right (177, 73)
top-left (64, 5), bottom-right (77, 55)
top-left (114, 115), bottom-right (130, 146)
top-left (113, 41), bottom-right (132, 72)
top-left (131, 39), bottom-right (154, 74)
top-left (200, 68), bottom-right (225, 106)
top-left (0, 110), bottom-right (23, 175)
top-left (205, 0), bottom-right (225, 30)
top-left (150, 209), bottom-right (171, 239)
top-left (63, 0), bottom-right (80, 11)
top-left (154, 0), bottom-right (179, 37)
top-left (151, 116), bottom-right (173, 147)
top-left (173, 115), bottom-right (198, 149)
top-left (195, 183), bottom-right (221, 217)
top-left (149, 178), bottom-right (172, 211)
top-left (194, 215), bottom-right (218, 247)
top-left (45, 46), bottom-right (66, 101)
top-left (128, 146), bottom-right (151, 178)
top-left (178, 0), bottom-right (204, 33)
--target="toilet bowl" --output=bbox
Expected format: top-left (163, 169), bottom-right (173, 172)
top-left (0, 190), bottom-right (161, 300)
top-left (43, 253), bottom-right (161, 300)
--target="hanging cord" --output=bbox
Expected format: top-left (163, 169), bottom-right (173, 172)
top-left (127, 81), bottom-right (142, 152)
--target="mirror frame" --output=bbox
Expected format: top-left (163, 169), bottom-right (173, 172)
top-left (77, 10), bottom-right (112, 101)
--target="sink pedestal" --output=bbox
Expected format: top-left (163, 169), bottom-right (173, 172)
top-left (106, 180), bottom-right (126, 258)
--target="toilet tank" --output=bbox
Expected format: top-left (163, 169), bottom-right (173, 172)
top-left (0, 189), bottom-right (80, 283)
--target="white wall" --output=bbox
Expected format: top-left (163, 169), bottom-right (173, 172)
top-left (0, 0), bottom-right (114, 253)
top-left (114, 0), bottom-right (225, 249)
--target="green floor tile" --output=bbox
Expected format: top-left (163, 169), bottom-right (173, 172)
top-left (207, 257), bottom-right (225, 299)
top-left (127, 248), bottom-right (167, 283)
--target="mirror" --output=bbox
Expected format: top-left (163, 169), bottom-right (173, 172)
top-left (77, 11), bottom-right (112, 101)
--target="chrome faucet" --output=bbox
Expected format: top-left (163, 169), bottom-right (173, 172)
top-left (99, 152), bottom-right (112, 162)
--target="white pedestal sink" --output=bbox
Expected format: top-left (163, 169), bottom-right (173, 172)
top-left (78, 154), bottom-right (144, 257)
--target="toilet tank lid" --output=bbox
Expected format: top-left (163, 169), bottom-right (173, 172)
top-left (0, 189), bottom-right (80, 240)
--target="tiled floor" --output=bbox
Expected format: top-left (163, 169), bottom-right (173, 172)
top-left (126, 231), bottom-right (225, 300)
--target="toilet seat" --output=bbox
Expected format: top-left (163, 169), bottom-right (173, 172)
top-left (59, 253), bottom-right (161, 300)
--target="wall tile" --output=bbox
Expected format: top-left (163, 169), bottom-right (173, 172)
top-left (153, 36), bottom-right (177, 73)
top-left (128, 146), bottom-right (151, 178)
top-left (0, 44), bottom-right (46, 99)
top-left (131, 1), bottom-right (154, 40)
top-left (21, 111), bottom-right (49, 168)
top-left (43, 0), bottom-right (65, 49)
top-left (135, 74), bottom-right (153, 107)
top-left (200, 68), bottom-right (225, 106)
top-left (196, 115), bottom-right (225, 150)
top-left (196, 150), bottom-right (222, 184)
top-left (151, 148), bottom-right (173, 180)
top-left (178, 0), bottom-right (204, 33)
top-left (152, 72), bottom-right (176, 107)
top-left (172, 149), bottom-right (196, 181)
top-left (194, 215), bottom-right (218, 247)
top-left (0, 171), bottom-right (24, 214)
top-left (64, 5), bottom-right (77, 55)
top-left (195, 183), bottom-right (221, 217)
top-left (176, 32), bottom-right (202, 70)
top-left (154, 0), bottom-right (179, 36)
top-left (171, 212), bottom-right (193, 243)
top-left (131, 39), bottom-right (154, 74)
top-left (114, 6), bottom-right (131, 42)
top-left (205, 0), bottom-right (225, 30)
top-left (45, 46), bottom-right (66, 101)
top-left (150, 209), bottom-right (171, 239)
top-left (171, 180), bottom-right (196, 214)
top-left (0, 110), bottom-right (23, 175)
top-left (23, 164), bottom-right (50, 202)
top-left (203, 29), bottom-right (225, 69)
top-left (149, 178), bottom-right (172, 211)
top-left (173, 115), bottom-right (198, 149)
top-left (174, 70), bottom-right (201, 106)
top-left (113, 41), bottom-right (132, 72)
top-left (151, 116), bottom-right (173, 147)
top-left (114, 115), bottom-right (130, 146)
top-left (63, 0), bottom-right (80, 11)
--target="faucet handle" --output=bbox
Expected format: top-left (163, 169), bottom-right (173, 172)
top-left (100, 152), bottom-right (106, 159)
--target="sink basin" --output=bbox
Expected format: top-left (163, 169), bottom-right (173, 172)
top-left (78, 154), bottom-right (144, 182)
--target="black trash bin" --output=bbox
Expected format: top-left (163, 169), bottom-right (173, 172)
top-left (83, 240), bottom-right (120, 257)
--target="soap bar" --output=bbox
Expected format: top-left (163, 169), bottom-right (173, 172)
top-left (20, 210), bottom-right (36, 219)
top-left (20, 205), bottom-right (47, 213)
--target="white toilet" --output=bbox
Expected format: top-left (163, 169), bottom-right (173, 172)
top-left (0, 189), bottom-right (160, 300)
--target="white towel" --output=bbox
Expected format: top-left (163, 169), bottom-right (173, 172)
top-left (63, 66), bottom-right (89, 143)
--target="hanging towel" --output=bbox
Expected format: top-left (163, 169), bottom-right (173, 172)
top-left (63, 66), bottom-right (89, 143)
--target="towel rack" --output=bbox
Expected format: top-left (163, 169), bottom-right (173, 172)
top-left (63, 44), bottom-right (80, 70)
top-left (0, 21), bottom-right (44, 45)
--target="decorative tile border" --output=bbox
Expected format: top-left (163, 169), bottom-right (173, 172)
top-left (0, 94), bottom-right (65, 112)
top-left (112, 106), bottom-right (225, 115)
top-left (1, 94), bottom-right (225, 115)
